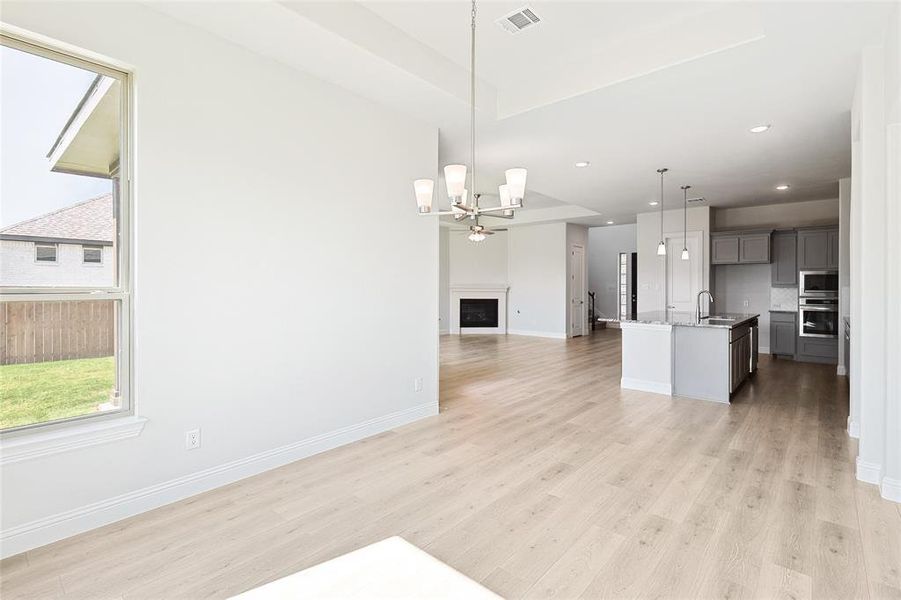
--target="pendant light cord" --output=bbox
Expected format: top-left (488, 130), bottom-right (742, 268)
top-left (470, 0), bottom-right (477, 208)
top-left (657, 168), bottom-right (667, 244)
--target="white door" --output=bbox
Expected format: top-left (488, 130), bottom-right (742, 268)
top-left (665, 232), bottom-right (703, 313)
top-left (570, 245), bottom-right (585, 337)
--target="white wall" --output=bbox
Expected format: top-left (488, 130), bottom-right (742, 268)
top-left (637, 206), bottom-right (711, 314)
top-left (588, 224), bottom-right (637, 319)
top-left (447, 229), bottom-right (508, 285)
top-left (713, 263), bottom-right (772, 353)
top-left (713, 198), bottom-right (839, 230)
top-left (565, 224), bottom-right (589, 337)
top-left (0, 1), bottom-right (439, 554)
top-left (438, 227), bottom-right (449, 334)
top-left (507, 223), bottom-right (567, 338)
top-left (838, 178), bottom-right (851, 373)
top-left (0, 240), bottom-right (114, 286)
top-left (850, 3), bottom-right (901, 503)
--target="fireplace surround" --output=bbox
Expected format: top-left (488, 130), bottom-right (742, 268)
top-left (449, 285), bottom-right (509, 334)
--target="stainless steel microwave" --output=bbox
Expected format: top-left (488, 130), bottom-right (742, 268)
top-left (800, 270), bottom-right (839, 297)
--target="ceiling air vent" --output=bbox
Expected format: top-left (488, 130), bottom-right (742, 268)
top-left (496, 6), bottom-right (541, 35)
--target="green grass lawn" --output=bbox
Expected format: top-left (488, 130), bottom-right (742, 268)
top-left (0, 357), bottom-right (116, 429)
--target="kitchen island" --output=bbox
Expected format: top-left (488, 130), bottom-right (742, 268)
top-left (620, 311), bottom-right (760, 403)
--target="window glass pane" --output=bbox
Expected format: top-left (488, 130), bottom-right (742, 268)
top-left (1, 44), bottom-right (119, 288)
top-left (0, 299), bottom-right (121, 430)
top-left (83, 245), bottom-right (103, 264)
top-left (35, 243), bottom-right (57, 262)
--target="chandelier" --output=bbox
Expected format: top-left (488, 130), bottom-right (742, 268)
top-left (413, 0), bottom-right (527, 242)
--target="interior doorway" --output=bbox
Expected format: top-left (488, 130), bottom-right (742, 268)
top-left (570, 244), bottom-right (585, 337)
top-left (665, 231), bottom-right (703, 312)
top-left (618, 252), bottom-right (638, 320)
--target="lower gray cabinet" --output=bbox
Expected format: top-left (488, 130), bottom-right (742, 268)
top-left (770, 312), bottom-right (797, 357)
top-left (797, 337), bottom-right (838, 364)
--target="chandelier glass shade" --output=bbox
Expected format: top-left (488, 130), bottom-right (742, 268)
top-left (411, 1), bottom-right (526, 242)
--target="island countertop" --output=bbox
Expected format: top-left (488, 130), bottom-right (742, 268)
top-left (621, 311), bottom-right (760, 329)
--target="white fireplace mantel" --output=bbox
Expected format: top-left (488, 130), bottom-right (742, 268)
top-left (450, 284), bottom-right (509, 335)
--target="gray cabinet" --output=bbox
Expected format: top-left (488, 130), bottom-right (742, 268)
top-left (712, 231), bottom-right (771, 265)
top-left (798, 227), bottom-right (839, 270)
top-left (770, 312), bottom-right (797, 357)
top-left (827, 229), bottom-right (840, 269)
top-left (712, 235), bottom-right (740, 264)
top-left (771, 231), bottom-right (797, 286)
top-left (729, 324), bottom-right (752, 393)
top-left (797, 337), bottom-right (838, 364)
top-left (739, 234), bottom-right (771, 263)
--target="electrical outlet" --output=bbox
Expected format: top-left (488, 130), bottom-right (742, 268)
top-left (185, 428), bottom-right (201, 450)
top-left (743, 299), bottom-right (750, 308)
top-left (413, 377), bottom-right (423, 392)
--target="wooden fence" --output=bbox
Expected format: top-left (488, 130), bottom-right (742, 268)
top-left (0, 300), bottom-right (116, 365)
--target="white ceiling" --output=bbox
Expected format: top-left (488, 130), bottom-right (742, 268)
top-left (152, 1), bottom-right (895, 226)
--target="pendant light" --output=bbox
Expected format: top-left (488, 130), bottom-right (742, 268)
top-left (680, 185), bottom-right (691, 260)
top-left (656, 168), bottom-right (668, 256)
top-left (411, 0), bottom-right (526, 242)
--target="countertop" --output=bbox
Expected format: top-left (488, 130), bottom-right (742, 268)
top-left (769, 309), bottom-right (797, 313)
top-left (621, 311), bottom-right (760, 329)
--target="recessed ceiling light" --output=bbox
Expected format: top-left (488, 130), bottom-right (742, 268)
top-left (606, 220), bottom-right (614, 225)
top-left (575, 161), bottom-right (590, 168)
top-left (775, 184), bottom-right (790, 191)
top-left (750, 124), bottom-right (771, 133)
top-left (648, 201), bottom-right (659, 206)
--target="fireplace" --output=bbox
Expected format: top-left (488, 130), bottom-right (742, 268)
top-left (460, 298), bottom-right (499, 328)
top-left (449, 285), bottom-right (508, 334)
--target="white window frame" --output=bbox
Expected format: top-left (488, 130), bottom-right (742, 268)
top-left (0, 30), bottom-right (137, 446)
top-left (82, 244), bottom-right (104, 265)
top-left (34, 242), bottom-right (58, 264)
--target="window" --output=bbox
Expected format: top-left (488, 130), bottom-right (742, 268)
top-left (1, 33), bottom-right (131, 434)
top-left (83, 245), bottom-right (103, 264)
top-left (35, 243), bottom-right (58, 263)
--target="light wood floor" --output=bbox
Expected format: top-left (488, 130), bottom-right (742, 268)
top-left (2, 330), bottom-right (900, 599)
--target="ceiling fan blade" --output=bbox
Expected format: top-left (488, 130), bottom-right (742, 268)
top-left (483, 230), bottom-right (495, 235)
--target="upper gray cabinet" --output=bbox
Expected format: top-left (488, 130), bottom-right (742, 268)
top-left (711, 235), bottom-right (740, 264)
top-left (798, 227), bottom-right (839, 270)
top-left (771, 231), bottom-right (798, 286)
top-left (739, 233), bottom-right (771, 264)
top-left (711, 231), bottom-right (771, 265)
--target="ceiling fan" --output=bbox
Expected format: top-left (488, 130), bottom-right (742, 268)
top-left (467, 217), bottom-right (504, 242)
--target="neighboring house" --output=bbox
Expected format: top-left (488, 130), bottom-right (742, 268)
top-left (0, 193), bottom-right (114, 287)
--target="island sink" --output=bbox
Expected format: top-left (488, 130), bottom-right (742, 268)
top-left (619, 311), bottom-right (760, 403)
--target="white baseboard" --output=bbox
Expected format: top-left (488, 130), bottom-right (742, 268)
top-left (507, 329), bottom-right (567, 339)
top-left (621, 377), bottom-right (673, 396)
top-left (847, 417), bottom-right (860, 439)
top-left (836, 365), bottom-right (847, 376)
top-left (0, 402), bottom-right (438, 559)
top-left (438, 329), bottom-right (449, 335)
top-left (759, 345), bottom-right (770, 355)
top-left (856, 457), bottom-right (882, 485)
top-left (881, 477), bottom-right (901, 504)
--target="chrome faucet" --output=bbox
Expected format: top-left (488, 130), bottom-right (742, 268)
top-left (697, 290), bottom-right (714, 323)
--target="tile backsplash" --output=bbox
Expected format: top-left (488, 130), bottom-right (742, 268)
top-left (770, 287), bottom-right (799, 311)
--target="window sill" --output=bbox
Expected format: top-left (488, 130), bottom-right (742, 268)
top-left (0, 416), bottom-right (147, 465)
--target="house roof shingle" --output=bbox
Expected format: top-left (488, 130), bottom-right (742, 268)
top-left (0, 193), bottom-right (114, 245)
